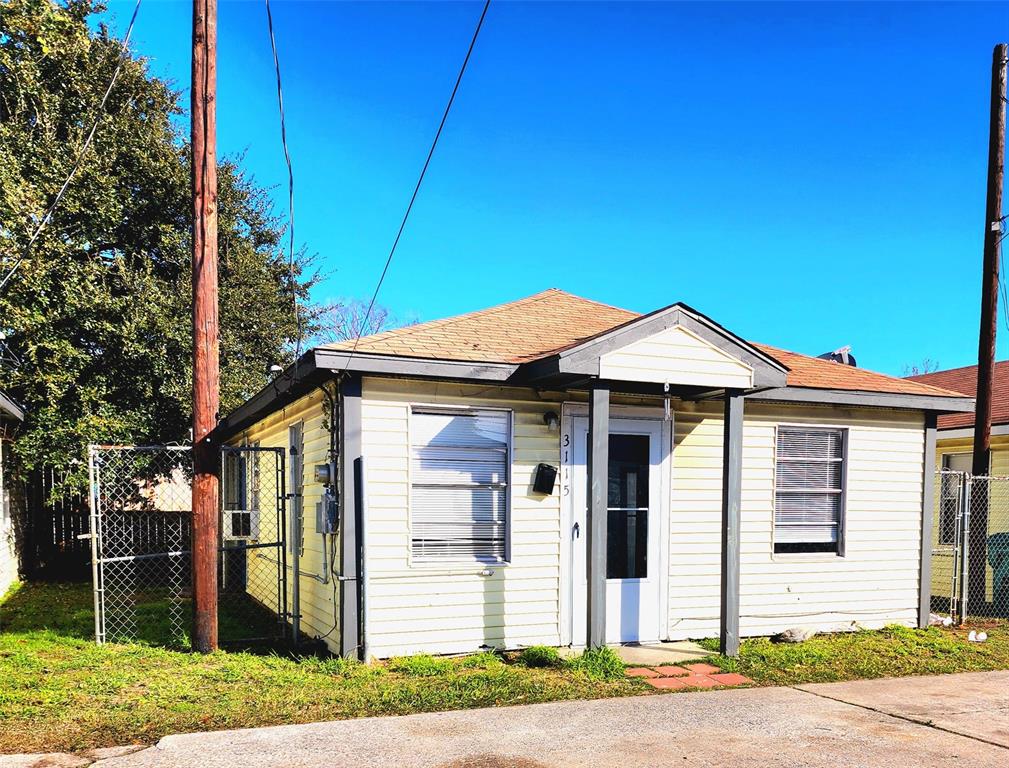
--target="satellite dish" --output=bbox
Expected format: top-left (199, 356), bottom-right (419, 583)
top-left (817, 345), bottom-right (856, 367)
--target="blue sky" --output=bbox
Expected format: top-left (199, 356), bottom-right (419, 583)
top-left (98, 1), bottom-right (1008, 376)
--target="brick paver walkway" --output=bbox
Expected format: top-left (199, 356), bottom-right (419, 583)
top-left (625, 662), bottom-right (754, 690)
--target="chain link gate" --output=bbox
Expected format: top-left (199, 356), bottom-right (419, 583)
top-left (931, 469), bottom-right (1009, 625)
top-left (89, 446), bottom-right (193, 645)
top-left (219, 446), bottom-right (289, 645)
top-left (89, 444), bottom-right (292, 648)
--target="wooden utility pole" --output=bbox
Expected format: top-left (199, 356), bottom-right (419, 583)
top-left (970, 43), bottom-right (1007, 609)
top-left (191, 0), bottom-right (219, 653)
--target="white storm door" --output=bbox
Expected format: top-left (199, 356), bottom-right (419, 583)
top-left (571, 417), bottom-right (664, 645)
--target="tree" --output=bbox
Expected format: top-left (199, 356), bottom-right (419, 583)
top-left (0, 0), bottom-right (316, 487)
top-left (903, 359), bottom-right (940, 377)
top-left (309, 298), bottom-right (411, 346)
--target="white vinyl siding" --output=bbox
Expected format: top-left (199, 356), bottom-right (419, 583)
top-left (363, 378), bottom-right (562, 658)
top-left (774, 427), bottom-right (847, 554)
top-left (669, 402), bottom-right (924, 640)
top-left (598, 325), bottom-right (754, 388)
top-left (410, 409), bottom-right (510, 563)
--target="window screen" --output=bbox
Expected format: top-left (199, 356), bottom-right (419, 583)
top-left (774, 427), bottom-right (846, 554)
top-left (411, 409), bottom-right (509, 563)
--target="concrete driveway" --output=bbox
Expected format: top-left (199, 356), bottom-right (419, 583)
top-left (7, 671), bottom-right (1009, 768)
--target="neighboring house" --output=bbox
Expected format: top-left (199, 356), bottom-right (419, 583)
top-left (216, 289), bottom-right (972, 659)
top-left (0, 392), bottom-right (25, 595)
top-left (907, 362), bottom-right (1009, 608)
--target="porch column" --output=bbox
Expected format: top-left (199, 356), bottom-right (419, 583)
top-left (720, 389), bottom-right (744, 657)
top-left (587, 382), bottom-right (610, 648)
top-left (918, 413), bottom-right (937, 629)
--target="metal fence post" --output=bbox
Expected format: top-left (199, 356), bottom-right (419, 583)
top-left (88, 447), bottom-right (104, 644)
top-left (291, 497), bottom-right (300, 644)
top-left (959, 475), bottom-right (972, 625)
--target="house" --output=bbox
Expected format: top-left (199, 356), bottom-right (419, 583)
top-left (214, 289), bottom-right (973, 659)
top-left (0, 392), bottom-right (25, 595)
top-left (907, 362), bottom-right (1009, 612)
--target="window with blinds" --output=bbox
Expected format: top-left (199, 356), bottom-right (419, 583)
top-left (410, 408), bottom-right (510, 563)
top-left (774, 426), bottom-right (847, 554)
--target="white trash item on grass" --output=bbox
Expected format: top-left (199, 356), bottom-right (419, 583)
top-left (929, 613), bottom-right (954, 627)
top-left (772, 627), bottom-right (818, 644)
top-left (967, 630), bottom-right (989, 643)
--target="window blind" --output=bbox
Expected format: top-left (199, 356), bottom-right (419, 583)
top-left (411, 409), bottom-right (509, 563)
top-left (774, 427), bottom-right (846, 552)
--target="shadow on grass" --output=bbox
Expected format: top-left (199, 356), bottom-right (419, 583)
top-left (0, 581), bottom-right (95, 639)
top-left (1, 582), bottom-right (298, 655)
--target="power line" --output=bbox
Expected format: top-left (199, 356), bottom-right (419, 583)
top-left (263, 0), bottom-right (301, 379)
top-left (341, 0), bottom-right (491, 373)
top-left (0, 0), bottom-right (144, 294)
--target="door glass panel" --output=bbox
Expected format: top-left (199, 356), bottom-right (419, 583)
top-left (607, 434), bottom-right (649, 579)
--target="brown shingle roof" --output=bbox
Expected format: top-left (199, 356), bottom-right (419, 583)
top-left (324, 289), bottom-right (966, 398)
top-left (325, 289), bottom-right (638, 363)
top-left (908, 362), bottom-right (1009, 428)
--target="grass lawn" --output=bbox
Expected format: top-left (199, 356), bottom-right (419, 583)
top-left (2, 582), bottom-right (1009, 754)
top-left (0, 583), bottom-right (639, 754)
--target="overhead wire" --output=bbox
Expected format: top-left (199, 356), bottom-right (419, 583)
top-left (264, 0), bottom-right (301, 381)
top-left (0, 0), bottom-right (144, 294)
top-left (340, 0), bottom-right (492, 374)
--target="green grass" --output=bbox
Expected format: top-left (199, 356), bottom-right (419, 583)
top-left (695, 623), bottom-right (1009, 685)
top-left (515, 645), bottom-right (563, 669)
top-left (0, 583), bottom-right (640, 754)
top-left (3, 583), bottom-right (1009, 755)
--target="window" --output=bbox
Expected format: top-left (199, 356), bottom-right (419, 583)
top-left (410, 408), bottom-right (510, 563)
top-left (606, 434), bottom-right (650, 579)
top-left (774, 427), bottom-right (847, 554)
top-left (222, 445), bottom-right (262, 540)
top-left (938, 453), bottom-right (971, 546)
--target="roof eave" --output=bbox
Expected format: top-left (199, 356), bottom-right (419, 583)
top-left (747, 386), bottom-right (976, 413)
top-left (0, 391), bottom-right (25, 422)
top-left (313, 348), bottom-right (518, 381)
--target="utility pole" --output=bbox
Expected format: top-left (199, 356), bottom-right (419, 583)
top-left (970, 43), bottom-right (1007, 610)
top-left (191, 0), bottom-right (219, 653)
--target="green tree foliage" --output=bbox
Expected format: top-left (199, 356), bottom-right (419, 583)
top-left (0, 0), bottom-right (315, 485)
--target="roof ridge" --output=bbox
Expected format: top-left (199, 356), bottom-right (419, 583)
top-left (908, 359), bottom-right (1009, 381)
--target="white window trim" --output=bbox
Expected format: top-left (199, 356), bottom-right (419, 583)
top-left (407, 404), bottom-right (514, 568)
top-left (771, 423), bottom-right (849, 559)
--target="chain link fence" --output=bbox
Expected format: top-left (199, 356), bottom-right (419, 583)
top-left (931, 470), bottom-right (1009, 625)
top-left (89, 446), bottom-right (192, 645)
top-left (89, 444), bottom-right (291, 649)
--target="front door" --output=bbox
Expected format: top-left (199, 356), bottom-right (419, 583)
top-left (571, 417), bottom-right (665, 645)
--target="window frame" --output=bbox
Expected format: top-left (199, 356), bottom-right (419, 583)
top-left (771, 424), bottom-right (849, 558)
top-left (407, 404), bottom-right (514, 567)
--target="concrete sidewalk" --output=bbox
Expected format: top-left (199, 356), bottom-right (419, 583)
top-left (6, 672), bottom-right (1009, 768)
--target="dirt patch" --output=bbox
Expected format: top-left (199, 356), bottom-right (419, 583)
top-left (438, 755), bottom-right (551, 768)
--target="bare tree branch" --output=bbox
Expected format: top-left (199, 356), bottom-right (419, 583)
top-left (309, 298), bottom-right (413, 345)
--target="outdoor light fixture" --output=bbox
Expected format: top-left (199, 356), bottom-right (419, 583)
top-left (542, 411), bottom-right (560, 431)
